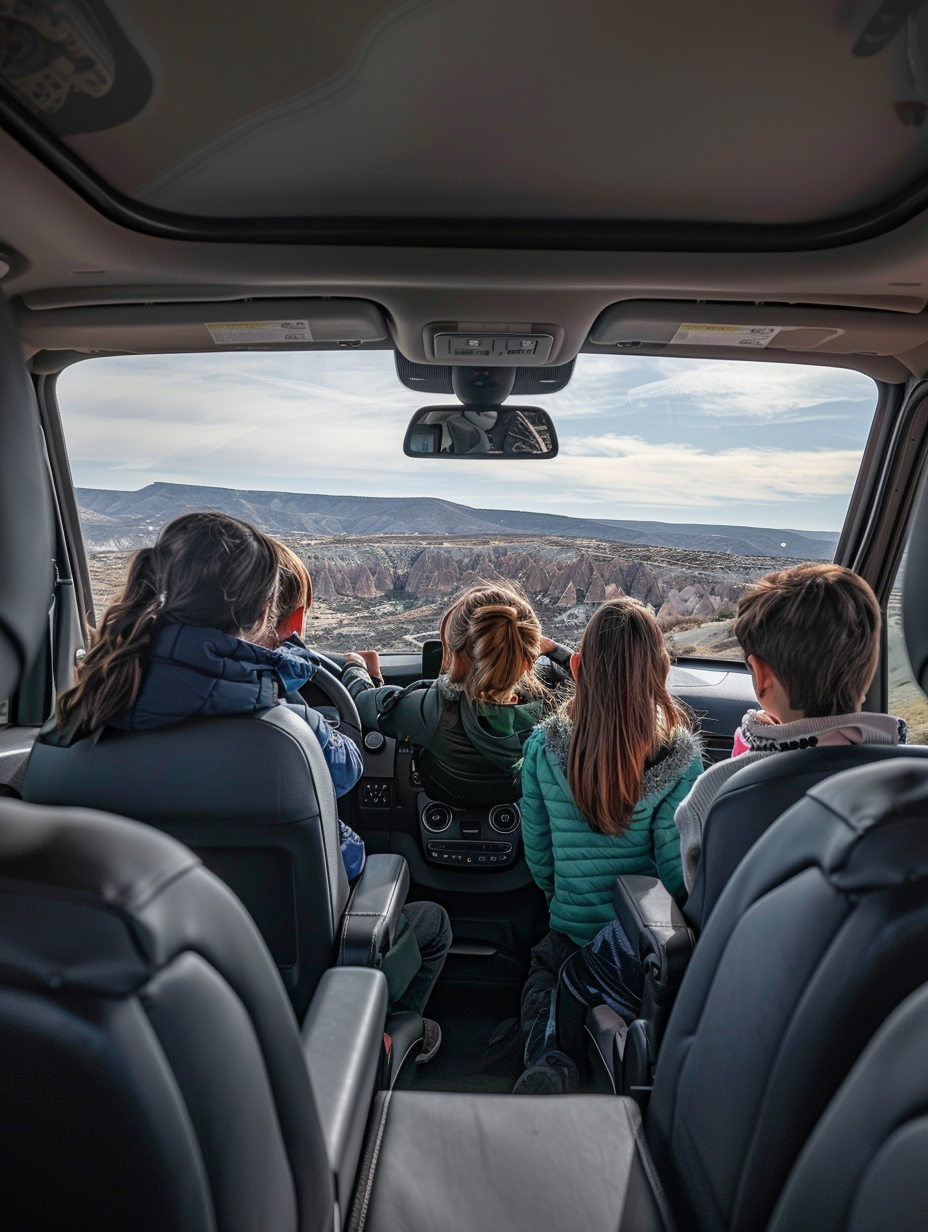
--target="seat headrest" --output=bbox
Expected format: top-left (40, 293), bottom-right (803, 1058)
top-left (902, 462), bottom-right (928, 693)
top-left (0, 797), bottom-right (199, 996)
top-left (0, 292), bottom-right (55, 699)
top-left (807, 759), bottom-right (928, 889)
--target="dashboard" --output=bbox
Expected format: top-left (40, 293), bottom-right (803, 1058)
top-left (313, 651), bottom-right (757, 895)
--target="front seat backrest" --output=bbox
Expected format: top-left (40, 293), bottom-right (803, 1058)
top-left (23, 704), bottom-right (350, 1018)
top-left (646, 758), bottom-right (928, 1232)
top-left (683, 742), bottom-right (928, 932)
top-left (0, 795), bottom-right (334, 1232)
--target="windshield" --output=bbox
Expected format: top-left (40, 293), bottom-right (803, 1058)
top-left (57, 351), bottom-right (877, 661)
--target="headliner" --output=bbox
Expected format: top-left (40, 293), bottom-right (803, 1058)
top-left (4, 0), bottom-right (928, 248)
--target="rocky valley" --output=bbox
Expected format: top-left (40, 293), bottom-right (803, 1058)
top-left (85, 532), bottom-right (792, 660)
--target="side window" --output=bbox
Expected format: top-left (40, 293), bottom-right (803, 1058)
top-left (887, 552), bottom-right (928, 745)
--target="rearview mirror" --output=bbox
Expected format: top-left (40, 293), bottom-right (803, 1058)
top-left (404, 406), bottom-right (558, 459)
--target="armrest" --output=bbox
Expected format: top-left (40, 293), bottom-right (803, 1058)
top-left (302, 966), bottom-right (388, 1211)
top-left (613, 875), bottom-right (694, 987)
top-left (339, 853), bottom-right (409, 967)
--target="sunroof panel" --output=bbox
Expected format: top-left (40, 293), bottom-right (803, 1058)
top-left (4, 0), bottom-right (928, 233)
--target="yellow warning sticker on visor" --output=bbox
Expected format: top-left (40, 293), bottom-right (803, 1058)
top-left (206, 320), bottom-right (313, 345)
top-left (670, 324), bottom-right (780, 348)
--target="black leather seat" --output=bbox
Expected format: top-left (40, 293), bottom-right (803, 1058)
top-left (20, 568), bottom-right (415, 1023)
top-left (604, 746), bottom-right (928, 1099)
top-left (22, 709), bottom-right (418, 1025)
top-left (23, 708), bottom-right (355, 1017)
top-left (684, 741), bottom-right (928, 933)
top-left (0, 797), bottom-right (340, 1232)
top-left (6, 760), bottom-right (928, 1231)
top-left (349, 758), bottom-right (928, 1232)
top-left (767, 978), bottom-right (928, 1231)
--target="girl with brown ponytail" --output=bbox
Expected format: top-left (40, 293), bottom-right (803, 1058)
top-left (49, 512), bottom-right (362, 800)
top-left (511, 597), bottom-right (703, 1094)
top-left (55, 511), bottom-right (281, 741)
top-left (342, 583), bottom-right (572, 807)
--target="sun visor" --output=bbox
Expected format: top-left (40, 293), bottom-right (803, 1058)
top-left (588, 301), bottom-right (928, 365)
top-left (13, 298), bottom-right (390, 356)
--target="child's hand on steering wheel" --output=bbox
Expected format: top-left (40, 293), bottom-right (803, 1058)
top-left (345, 650), bottom-right (383, 683)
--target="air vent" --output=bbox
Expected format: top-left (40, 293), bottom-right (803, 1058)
top-left (489, 804), bottom-right (521, 834)
top-left (422, 802), bottom-right (453, 832)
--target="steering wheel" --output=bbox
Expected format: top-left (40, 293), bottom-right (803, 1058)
top-left (308, 648), bottom-right (344, 678)
top-left (298, 667), bottom-right (363, 752)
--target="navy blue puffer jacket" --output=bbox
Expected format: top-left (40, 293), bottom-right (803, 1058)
top-left (110, 622), bottom-right (366, 877)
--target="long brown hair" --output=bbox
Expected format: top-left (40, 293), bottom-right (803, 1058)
top-left (568, 597), bottom-right (690, 836)
top-left (56, 511), bottom-right (280, 741)
top-left (440, 583), bottom-right (543, 704)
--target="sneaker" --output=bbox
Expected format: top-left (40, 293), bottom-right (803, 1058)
top-left (481, 1017), bottom-right (521, 1073)
top-left (512, 1050), bottom-right (580, 1095)
top-left (415, 1018), bottom-right (442, 1064)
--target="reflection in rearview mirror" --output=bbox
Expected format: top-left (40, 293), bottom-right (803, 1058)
top-left (404, 405), bottom-right (559, 459)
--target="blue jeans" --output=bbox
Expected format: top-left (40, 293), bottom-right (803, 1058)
top-left (391, 901), bottom-right (453, 1016)
top-left (520, 930), bottom-right (580, 1067)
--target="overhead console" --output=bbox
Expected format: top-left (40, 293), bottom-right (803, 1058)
top-left (15, 297), bottom-right (389, 360)
top-left (422, 321), bottom-right (566, 366)
top-left (395, 354), bottom-right (575, 396)
top-left (588, 300), bottom-right (928, 360)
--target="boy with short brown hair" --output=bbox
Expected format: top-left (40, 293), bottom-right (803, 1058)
top-left (675, 562), bottom-right (906, 890)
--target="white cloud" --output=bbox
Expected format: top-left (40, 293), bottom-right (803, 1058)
top-left (57, 350), bottom-right (872, 528)
top-left (620, 360), bottom-right (873, 418)
top-left (556, 434), bottom-right (861, 504)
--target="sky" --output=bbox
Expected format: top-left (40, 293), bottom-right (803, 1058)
top-left (56, 350), bottom-right (878, 531)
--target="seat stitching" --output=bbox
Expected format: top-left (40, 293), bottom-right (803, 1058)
top-left (349, 1090), bottom-right (392, 1232)
top-left (340, 913), bottom-right (383, 965)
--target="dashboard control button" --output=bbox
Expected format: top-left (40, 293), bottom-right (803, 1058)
top-left (361, 780), bottom-right (390, 808)
top-left (363, 730), bottom-right (386, 752)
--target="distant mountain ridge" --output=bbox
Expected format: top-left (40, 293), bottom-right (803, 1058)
top-left (75, 482), bottom-right (839, 559)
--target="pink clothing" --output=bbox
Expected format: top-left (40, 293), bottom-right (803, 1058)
top-left (731, 728), bottom-right (751, 757)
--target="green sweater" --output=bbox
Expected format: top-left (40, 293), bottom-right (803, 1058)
top-left (519, 714), bottom-right (703, 945)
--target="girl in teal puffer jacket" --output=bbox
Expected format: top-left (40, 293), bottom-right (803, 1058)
top-left (513, 597), bottom-right (702, 1093)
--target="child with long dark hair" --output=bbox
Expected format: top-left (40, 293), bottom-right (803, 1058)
top-left (54, 513), bottom-right (360, 797)
top-left (508, 597), bottom-right (703, 1093)
top-left (50, 514), bottom-right (451, 1056)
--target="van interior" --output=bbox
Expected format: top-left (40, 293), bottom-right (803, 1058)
top-left (4, 3), bottom-right (928, 1229)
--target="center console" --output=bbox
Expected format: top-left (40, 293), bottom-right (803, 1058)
top-left (418, 793), bottom-right (521, 869)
